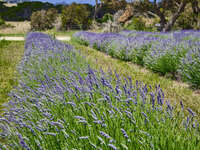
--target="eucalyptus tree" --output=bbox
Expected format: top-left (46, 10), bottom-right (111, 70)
top-left (132, 0), bottom-right (199, 31)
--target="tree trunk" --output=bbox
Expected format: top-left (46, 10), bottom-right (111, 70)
top-left (94, 0), bottom-right (98, 20)
top-left (191, 0), bottom-right (200, 15)
top-left (159, 13), bottom-right (167, 31)
top-left (163, 1), bottom-right (187, 32)
top-left (152, 0), bottom-right (167, 31)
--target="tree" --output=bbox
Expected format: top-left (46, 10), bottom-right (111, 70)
top-left (132, 0), bottom-right (199, 31)
top-left (30, 8), bottom-right (58, 31)
top-left (61, 3), bottom-right (91, 30)
top-left (101, 0), bottom-right (127, 11)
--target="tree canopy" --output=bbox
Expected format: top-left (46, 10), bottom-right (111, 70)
top-left (132, 0), bottom-right (200, 31)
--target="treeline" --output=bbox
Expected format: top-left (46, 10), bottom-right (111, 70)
top-left (0, 1), bottom-right (62, 21)
top-left (1, 0), bottom-right (199, 32)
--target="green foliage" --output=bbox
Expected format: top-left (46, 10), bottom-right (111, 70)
top-left (31, 8), bottom-right (58, 31)
top-left (125, 17), bottom-right (147, 31)
top-left (97, 13), bottom-right (113, 23)
top-left (61, 3), bottom-right (91, 30)
top-left (180, 49), bottom-right (200, 88)
top-left (0, 16), bottom-right (5, 26)
top-left (144, 48), bottom-right (187, 77)
top-left (0, 40), bottom-right (11, 48)
top-left (0, 41), bottom-right (24, 112)
top-left (0, 2), bottom-right (56, 21)
top-left (176, 8), bottom-right (200, 30)
top-left (71, 36), bottom-right (89, 46)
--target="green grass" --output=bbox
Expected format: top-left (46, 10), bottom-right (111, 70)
top-left (69, 40), bottom-right (200, 115)
top-left (0, 30), bottom-right (78, 38)
top-left (0, 40), bottom-right (24, 112)
top-left (0, 33), bottom-right (26, 37)
top-left (44, 29), bottom-right (79, 37)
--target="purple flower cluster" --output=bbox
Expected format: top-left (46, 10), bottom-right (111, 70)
top-left (180, 46), bottom-right (200, 87)
top-left (73, 30), bottom-right (200, 85)
top-left (0, 32), bottom-right (199, 149)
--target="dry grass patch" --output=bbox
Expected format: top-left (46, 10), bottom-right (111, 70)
top-left (0, 21), bottom-right (30, 35)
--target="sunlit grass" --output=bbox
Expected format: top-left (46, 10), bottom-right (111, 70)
top-left (44, 29), bottom-right (79, 37)
top-left (0, 40), bottom-right (24, 112)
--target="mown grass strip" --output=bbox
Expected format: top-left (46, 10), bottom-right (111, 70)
top-left (0, 33), bottom-right (26, 37)
top-left (70, 41), bottom-right (200, 114)
top-left (0, 40), bottom-right (24, 112)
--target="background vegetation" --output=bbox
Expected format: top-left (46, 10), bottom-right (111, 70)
top-left (61, 3), bottom-right (92, 30)
top-left (31, 8), bottom-right (58, 31)
top-left (1, 0), bottom-right (199, 32)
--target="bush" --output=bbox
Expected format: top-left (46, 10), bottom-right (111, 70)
top-left (144, 41), bottom-right (187, 76)
top-left (101, 10), bottom-right (123, 33)
top-left (124, 17), bottom-right (146, 31)
top-left (61, 3), bottom-right (91, 30)
top-left (99, 13), bottom-right (113, 23)
top-left (30, 8), bottom-right (58, 31)
top-left (0, 16), bottom-right (5, 26)
top-left (180, 47), bottom-right (200, 87)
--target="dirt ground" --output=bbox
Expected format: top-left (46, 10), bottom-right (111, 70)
top-left (0, 21), bottom-right (31, 35)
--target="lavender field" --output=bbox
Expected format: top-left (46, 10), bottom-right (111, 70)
top-left (0, 32), bottom-right (199, 149)
top-left (73, 30), bottom-right (200, 88)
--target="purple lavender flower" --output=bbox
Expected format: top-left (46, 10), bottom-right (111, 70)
top-left (78, 136), bottom-right (89, 140)
top-left (180, 101), bottom-right (184, 110)
top-left (108, 143), bottom-right (117, 150)
top-left (121, 128), bottom-right (129, 139)
top-left (100, 131), bottom-right (111, 139)
top-left (187, 108), bottom-right (195, 117)
top-left (17, 133), bottom-right (30, 150)
top-left (44, 132), bottom-right (57, 136)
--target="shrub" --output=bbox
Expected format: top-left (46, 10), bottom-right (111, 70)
top-left (180, 47), bottom-right (200, 87)
top-left (124, 17), bottom-right (146, 31)
top-left (0, 16), bottom-right (5, 26)
top-left (30, 8), bottom-right (58, 31)
top-left (144, 40), bottom-right (187, 76)
top-left (61, 3), bottom-right (91, 30)
top-left (101, 13), bottom-right (113, 23)
top-left (101, 10), bottom-right (123, 33)
top-left (73, 31), bottom-right (200, 84)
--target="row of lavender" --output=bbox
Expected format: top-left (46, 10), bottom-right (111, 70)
top-left (0, 32), bottom-right (200, 149)
top-left (73, 30), bottom-right (200, 87)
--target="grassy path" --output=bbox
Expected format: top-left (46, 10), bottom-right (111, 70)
top-left (0, 41), bottom-right (24, 112)
top-left (70, 41), bottom-right (200, 114)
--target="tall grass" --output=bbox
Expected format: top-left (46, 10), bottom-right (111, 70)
top-left (0, 40), bottom-right (24, 112)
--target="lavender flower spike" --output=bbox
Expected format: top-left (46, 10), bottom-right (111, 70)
top-left (187, 108), bottom-right (196, 117)
top-left (100, 131), bottom-right (111, 139)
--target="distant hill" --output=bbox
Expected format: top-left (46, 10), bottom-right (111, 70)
top-left (0, 1), bottom-right (57, 21)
